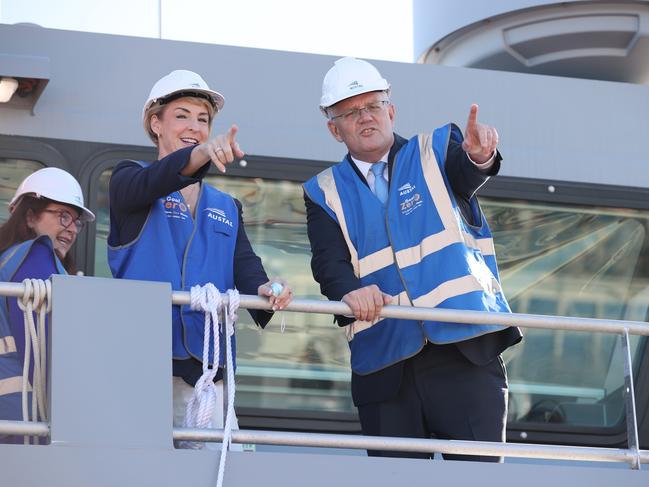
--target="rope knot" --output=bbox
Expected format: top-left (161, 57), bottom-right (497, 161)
top-left (183, 282), bottom-right (241, 474)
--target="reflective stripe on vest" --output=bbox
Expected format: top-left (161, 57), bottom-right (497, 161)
top-left (0, 336), bottom-right (16, 355)
top-left (0, 376), bottom-right (26, 396)
top-left (316, 168), bottom-right (360, 277)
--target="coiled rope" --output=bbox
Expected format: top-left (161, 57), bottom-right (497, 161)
top-left (184, 283), bottom-right (240, 487)
top-left (16, 278), bottom-right (51, 445)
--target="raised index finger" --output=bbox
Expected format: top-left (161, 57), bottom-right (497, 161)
top-left (466, 104), bottom-right (479, 130)
top-left (226, 124), bottom-right (239, 145)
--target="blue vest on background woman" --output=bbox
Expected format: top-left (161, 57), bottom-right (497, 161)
top-left (108, 162), bottom-right (239, 368)
top-left (0, 237), bottom-right (66, 423)
top-left (304, 124), bottom-right (511, 375)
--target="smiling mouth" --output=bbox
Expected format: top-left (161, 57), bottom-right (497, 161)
top-left (56, 236), bottom-right (72, 248)
top-left (360, 128), bottom-right (376, 136)
top-left (180, 137), bottom-right (199, 145)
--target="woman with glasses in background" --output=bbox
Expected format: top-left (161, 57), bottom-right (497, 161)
top-left (0, 167), bottom-right (94, 442)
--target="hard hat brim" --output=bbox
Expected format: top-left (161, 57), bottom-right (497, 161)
top-left (142, 87), bottom-right (225, 118)
top-left (9, 192), bottom-right (95, 222)
top-left (320, 82), bottom-right (390, 109)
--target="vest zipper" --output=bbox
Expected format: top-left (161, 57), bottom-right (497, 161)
top-left (180, 183), bottom-right (206, 363)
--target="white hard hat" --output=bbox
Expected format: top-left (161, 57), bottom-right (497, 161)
top-left (9, 167), bottom-right (95, 222)
top-left (142, 70), bottom-right (225, 131)
top-left (320, 57), bottom-right (390, 111)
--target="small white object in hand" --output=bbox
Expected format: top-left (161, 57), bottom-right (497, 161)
top-left (271, 282), bottom-right (283, 297)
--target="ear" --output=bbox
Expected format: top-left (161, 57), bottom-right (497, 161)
top-left (387, 103), bottom-right (396, 127)
top-left (150, 114), bottom-right (161, 139)
top-left (25, 209), bottom-right (37, 229)
top-left (327, 120), bottom-right (344, 143)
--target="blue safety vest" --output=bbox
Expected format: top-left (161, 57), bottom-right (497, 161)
top-left (108, 162), bottom-right (239, 367)
top-left (0, 237), bottom-right (65, 423)
top-left (304, 125), bottom-right (511, 374)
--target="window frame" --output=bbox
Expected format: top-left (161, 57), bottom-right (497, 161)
top-left (80, 146), bottom-right (157, 275)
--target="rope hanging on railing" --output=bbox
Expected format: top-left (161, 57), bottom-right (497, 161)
top-left (217, 288), bottom-right (239, 487)
top-left (183, 283), bottom-right (240, 487)
top-left (183, 284), bottom-right (222, 442)
top-left (16, 278), bottom-right (51, 445)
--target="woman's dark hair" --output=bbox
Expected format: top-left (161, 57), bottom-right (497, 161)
top-left (0, 196), bottom-right (76, 273)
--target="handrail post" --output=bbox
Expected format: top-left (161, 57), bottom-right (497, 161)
top-left (621, 328), bottom-right (641, 470)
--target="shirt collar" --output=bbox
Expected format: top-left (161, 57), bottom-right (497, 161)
top-left (350, 152), bottom-right (390, 180)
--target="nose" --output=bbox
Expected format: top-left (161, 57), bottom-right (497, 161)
top-left (66, 222), bottom-right (80, 236)
top-left (188, 117), bottom-right (201, 132)
top-left (357, 106), bottom-right (373, 122)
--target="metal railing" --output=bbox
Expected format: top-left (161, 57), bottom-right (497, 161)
top-left (1, 281), bottom-right (648, 469)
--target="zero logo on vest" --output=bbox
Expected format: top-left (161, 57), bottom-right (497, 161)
top-left (163, 196), bottom-right (189, 220)
top-left (398, 182), bottom-right (423, 216)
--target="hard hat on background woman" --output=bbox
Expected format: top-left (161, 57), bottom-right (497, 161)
top-left (9, 167), bottom-right (95, 222)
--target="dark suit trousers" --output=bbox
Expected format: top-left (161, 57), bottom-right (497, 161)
top-left (357, 343), bottom-right (508, 462)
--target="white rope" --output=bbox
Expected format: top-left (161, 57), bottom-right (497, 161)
top-left (16, 278), bottom-right (51, 445)
top-left (217, 288), bottom-right (239, 487)
top-left (183, 284), bottom-right (241, 487)
top-left (182, 283), bottom-right (222, 448)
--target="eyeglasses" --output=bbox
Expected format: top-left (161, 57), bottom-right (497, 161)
top-left (42, 209), bottom-right (84, 231)
top-left (329, 100), bottom-right (390, 122)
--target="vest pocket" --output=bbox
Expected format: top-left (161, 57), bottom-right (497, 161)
top-left (211, 222), bottom-right (233, 236)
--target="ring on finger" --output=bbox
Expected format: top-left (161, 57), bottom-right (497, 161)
top-left (215, 147), bottom-right (225, 153)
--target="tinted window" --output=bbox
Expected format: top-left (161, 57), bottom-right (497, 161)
top-left (489, 201), bottom-right (647, 428)
top-left (0, 159), bottom-right (45, 223)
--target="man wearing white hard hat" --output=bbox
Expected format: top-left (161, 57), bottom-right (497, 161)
top-left (108, 70), bottom-right (292, 447)
top-left (304, 57), bottom-right (522, 461)
top-left (0, 167), bottom-right (95, 442)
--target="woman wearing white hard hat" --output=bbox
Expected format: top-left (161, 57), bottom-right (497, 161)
top-left (107, 70), bottom-right (292, 447)
top-left (0, 167), bottom-right (95, 442)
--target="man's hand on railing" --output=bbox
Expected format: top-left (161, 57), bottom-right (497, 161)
top-left (342, 285), bottom-right (392, 322)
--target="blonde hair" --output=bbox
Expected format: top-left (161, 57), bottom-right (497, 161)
top-left (143, 96), bottom-right (216, 145)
